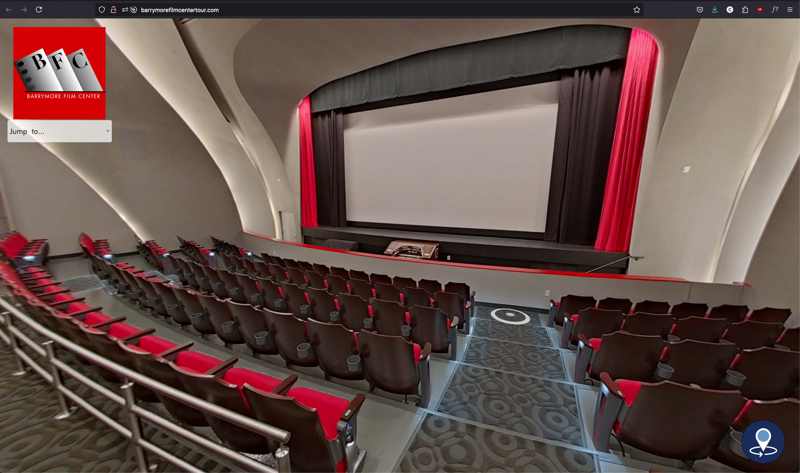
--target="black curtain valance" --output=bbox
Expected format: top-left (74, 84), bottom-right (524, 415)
top-left (311, 25), bottom-right (630, 113)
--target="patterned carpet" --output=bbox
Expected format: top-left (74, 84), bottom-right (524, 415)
top-left (464, 336), bottom-right (565, 379)
top-left (398, 414), bottom-right (595, 473)
top-left (474, 302), bottom-right (547, 320)
top-left (471, 318), bottom-right (553, 346)
top-left (0, 346), bottom-right (233, 473)
top-left (437, 365), bottom-right (583, 447)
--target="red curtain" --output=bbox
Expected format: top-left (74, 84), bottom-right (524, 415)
top-left (594, 28), bottom-right (659, 252)
top-left (299, 96), bottom-right (318, 228)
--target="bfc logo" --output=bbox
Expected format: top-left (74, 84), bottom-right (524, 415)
top-left (13, 27), bottom-right (106, 119)
top-left (742, 421), bottom-right (784, 464)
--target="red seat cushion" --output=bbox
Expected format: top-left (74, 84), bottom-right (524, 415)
top-left (589, 338), bottom-right (602, 351)
top-left (288, 387), bottom-right (350, 441)
top-left (175, 351), bottom-right (224, 373)
top-left (84, 312), bottom-right (112, 326)
top-left (570, 313), bottom-right (580, 323)
top-left (413, 343), bottom-right (422, 366)
top-left (107, 323), bottom-right (142, 340)
top-left (136, 335), bottom-right (176, 354)
top-left (617, 380), bottom-right (642, 407)
top-left (223, 367), bottom-right (280, 392)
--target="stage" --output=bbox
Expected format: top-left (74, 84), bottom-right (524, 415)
top-left (302, 226), bottom-right (629, 273)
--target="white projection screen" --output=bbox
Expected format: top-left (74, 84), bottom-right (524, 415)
top-left (343, 81), bottom-right (559, 233)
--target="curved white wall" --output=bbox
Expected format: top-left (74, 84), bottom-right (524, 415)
top-left (628, 19), bottom-right (800, 281)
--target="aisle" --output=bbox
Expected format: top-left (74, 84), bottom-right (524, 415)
top-left (398, 302), bottom-right (598, 472)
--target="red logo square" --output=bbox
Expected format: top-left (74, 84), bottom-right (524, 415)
top-left (13, 26), bottom-right (106, 120)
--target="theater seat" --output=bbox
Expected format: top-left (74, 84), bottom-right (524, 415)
top-left (267, 307), bottom-right (318, 368)
top-left (722, 320), bottom-right (784, 349)
top-left (727, 347), bottom-right (800, 400)
top-left (393, 276), bottom-right (417, 290)
top-left (747, 307), bottom-right (792, 324)
top-left (410, 306), bottom-right (458, 360)
top-left (370, 299), bottom-right (410, 336)
top-left (358, 330), bottom-right (431, 406)
top-left (620, 312), bottom-right (675, 338)
top-left (597, 297), bottom-right (633, 313)
top-left (712, 398), bottom-right (799, 472)
top-left (281, 282), bottom-right (312, 316)
top-left (244, 384), bottom-right (366, 473)
top-left (549, 294), bottom-right (596, 326)
top-left (173, 365), bottom-right (294, 454)
top-left (306, 271), bottom-right (328, 290)
top-left (306, 287), bottom-right (340, 323)
top-left (561, 307), bottom-right (623, 348)
top-left (777, 327), bottom-right (799, 351)
top-left (338, 293), bottom-right (370, 331)
top-left (197, 293), bottom-right (244, 347)
top-left (374, 283), bottom-right (403, 303)
top-left (306, 318), bottom-right (363, 380)
top-left (418, 279), bottom-right (442, 295)
top-left (659, 339), bottom-right (738, 388)
top-left (403, 287), bottom-right (434, 308)
top-left (708, 304), bottom-right (749, 323)
top-left (348, 279), bottom-right (374, 300)
top-left (227, 301), bottom-right (277, 355)
top-left (631, 300), bottom-right (670, 314)
top-left (370, 273), bottom-right (392, 286)
top-left (593, 374), bottom-right (745, 461)
top-left (574, 332), bottom-right (664, 383)
top-left (670, 302), bottom-right (708, 319)
top-left (173, 287), bottom-right (216, 337)
top-left (152, 282), bottom-right (190, 326)
top-left (671, 316), bottom-right (729, 342)
top-left (326, 274), bottom-right (349, 296)
top-left (234, 272), bottom-right (263, 306)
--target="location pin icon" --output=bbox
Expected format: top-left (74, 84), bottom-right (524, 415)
top-left (755, 427), bottom-right (772, 452)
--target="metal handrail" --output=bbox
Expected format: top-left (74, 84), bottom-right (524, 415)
top-left (0, 296), bottom-right (292, 473)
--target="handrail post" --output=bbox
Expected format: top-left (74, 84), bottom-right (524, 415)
top-left (4, 311), bottom-right (27, 376)
top-left (121, 382), bottom-right (152, 473)
top-left (275, 445), bottom-right (292, 473)
top-left (43, 340), bottom-right (73, 419)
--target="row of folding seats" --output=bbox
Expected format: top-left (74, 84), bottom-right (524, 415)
top-left (574, 331), bottom-right (799, 400)
top-left (177, 235), bottom-right (212, 263)
top-left (560, 307), bottom-right (797, 350)
top-left (4, 258), bottom-right (365, 473)
top-left (168, 255), bottom-right (458, 358)
top-left (78, 232), bottom-right (112, 258)
top-left (137, 239), bottom-right (169, 271)
top-left (593, 370), bottom-right (797, 472)
top-left (551, 294), bottom-right (792, 325)
top-left (0, 231), bottom-right (49, 267)
top-left (98, 255), bottom-right (434, 406)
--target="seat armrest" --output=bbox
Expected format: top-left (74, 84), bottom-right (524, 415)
top-left (450, 316), bottom-right (460, 328)
top-left (93, 316), bottom-right (126, 328)
top-left (207, 357), bottom-right (238, 376)
top-left (560, 316), bottom-right (575, 348)
top-left (160, 342), bottom-right (194, 359)
top-left (593, 372), bottom-right (625, 452)
top-left (121, 328), bottom-right (156, 342)
top-left (50, 297), bottom-right (86, 307)
top-left (65, 306), bottom-right (103, 318)
top-left (420, 342), bottom-right (432, 360)
top-left (341, 394), bottom-right (366, 422)
top-left (574, 337), bottom-right (594, 383)
top-left (275, 374), bottom-right (298, 394)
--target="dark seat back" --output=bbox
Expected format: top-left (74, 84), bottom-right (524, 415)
top-left (555, 295), bottom-right (597, 326)
top-left (589, 332), bottom-right (664, 381)
top-left (287, 267), bottom-right (308, 286)
top-left (434, 291), bottom-right (464, 318)
top-left (370, 273), bottom-right (392, 286)
top-left (306, 271), bottom-right (327, 290)
top-left (267, 309), bottom-right (318, 367)
top-left (733, 347), bottom-right (800, 400)
top-left (359, 331), bottom-right (419, 394)
top-left (616, 381), bottom-right (745, 460)
top-left (202, 265), bottom-right (227, 299)
top-left (418, 279), bottom-right (442, 295)
top-left (306, 287), bottom-right (339, 323)
top-left (188, 261), bottom-right (211, 292)
top-left (348, 279), bottom-right (374, 300)
top-left (227, 301), bottom-right (276, 354)
top-left (173, 368), bottom-right (274, 453)
top-left (217, 270), bottom-right (243, 302)
top-left (330, 266), bottom-right (349, 279)
top-left (154, 282), bottom-right (189, 325)
top-left (632, 300), bottom-right (670, 314)
top-left (672, 316), bottom-right (729, 342)
top-left (393, 276), bottom-right (417, 290)
top-left (723, 320), bottom-right (784, 349)
top-left (312, 263), bottom-right (330, 275)
top-left (747, 307), bottom-right (791, 324)
top-left (256, 277), bottom-right (283, 310)
top-left (663, 339), bottom-right (738, 388)
top-left (670, 302), bottom-right (708, 319)
top-left (173, 288), bottom-right (215, 335)
top-left (410, 306), bottom-right (451, 353)
top-left (374, 282), bottom-right (403, 303)
top-left (131, 353), bottom-right (208, 426)
top-left (198, 294), bottom-right (243, 344)
top-left (621, 313), bottom-right (675, 338)
top-left (778, 327), bottom-right (799, 351)
top-left (338, 293), bottom-right (370, 331)
top-left (404, 287), bottom-right (433, 308)
top-left (349, 269), bottom-right (369, 281)
top-left (234, 273), bottom-right (262, 306)
top-left (708, 304), bottom-right (749, 323)
top-left (598, 297), bottom-right (633, 314)
top-left (570, 308), bottom-right (624, 344)
top-left (280, 282), bottom-right (310, 316)
top-left (268, 264), bottom-right (288, 282)
top-left (444, 282), bottom-right (470, 302)
top-left (326, 274), bottom-right (348, 295)
top-left (371, 299), bottom-right (408, 336)
top-left (243, 387), bottom-right (337, 473)
top-left (306, 318), bottom-right (362, 380)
